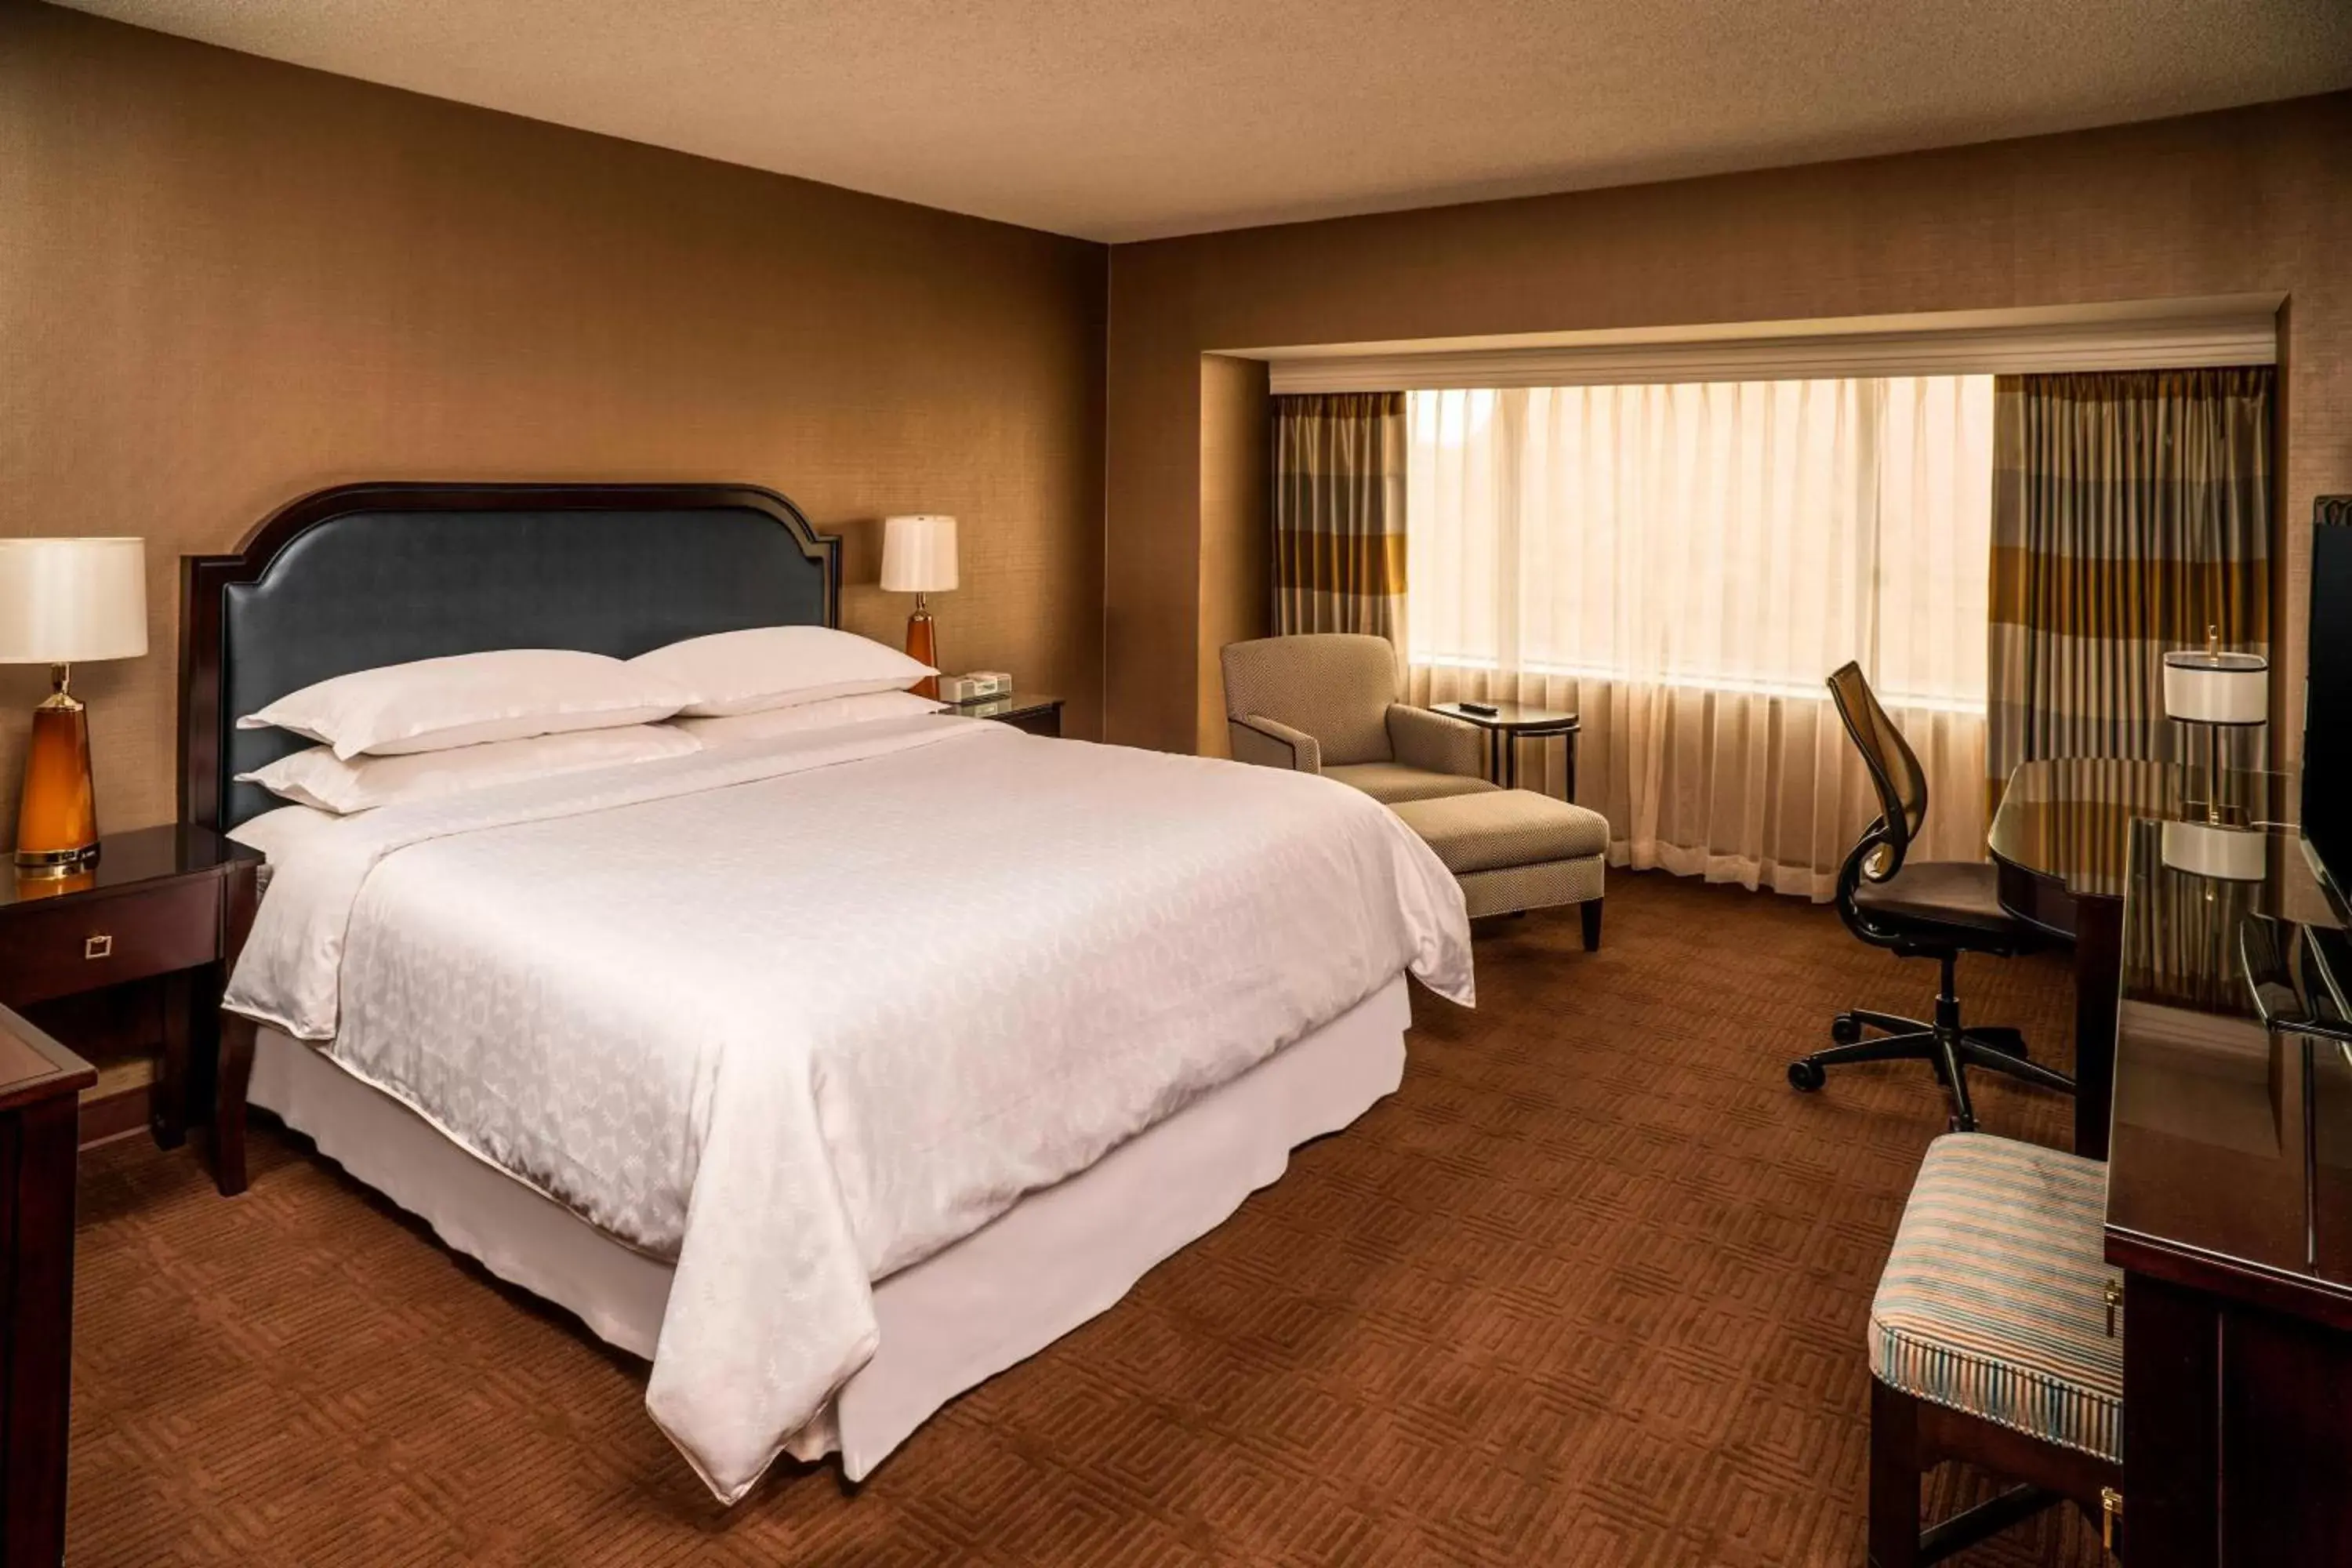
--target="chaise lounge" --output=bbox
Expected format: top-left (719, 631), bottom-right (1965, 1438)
top-left (1220, 633), bottom-right (1608, 946)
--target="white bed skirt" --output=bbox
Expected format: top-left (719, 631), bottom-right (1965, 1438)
top-left (249, 973), bottom-right (1412, 1483)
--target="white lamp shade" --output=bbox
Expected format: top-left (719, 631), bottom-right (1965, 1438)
top-left (880, 515), bottom-right (958, 594)
top-left (2160, 818), bottom-right (2269, 882)
top-left (0, 537), bottom-right (149, 665)
top-left (2162, 648), bottom-right (2268, 725)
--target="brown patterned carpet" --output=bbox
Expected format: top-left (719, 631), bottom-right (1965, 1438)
top-left (68, 870), bottom-right (2103, 1566)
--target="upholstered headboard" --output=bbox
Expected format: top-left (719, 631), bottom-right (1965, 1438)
top-left (180, 483), bottom-right (841, 831)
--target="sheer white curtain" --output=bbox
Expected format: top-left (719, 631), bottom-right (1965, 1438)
top-left (1405, 376), bottom-right (1992, 898)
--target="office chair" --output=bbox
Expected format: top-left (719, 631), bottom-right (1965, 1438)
top-left (1787, 662), bottom-right (2074, 1132)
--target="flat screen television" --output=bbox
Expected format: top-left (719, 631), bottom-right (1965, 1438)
top-left (2306, 495), bottom-right (2352, 916)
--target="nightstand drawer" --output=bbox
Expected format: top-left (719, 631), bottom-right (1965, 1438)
top-left (0, 881), bottom-right (220, 1007)
top-left (994, 704), bottom-right (1062, 738)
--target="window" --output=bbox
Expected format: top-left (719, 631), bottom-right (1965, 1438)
top-left (1405, 376), bottom-right (1994, 713)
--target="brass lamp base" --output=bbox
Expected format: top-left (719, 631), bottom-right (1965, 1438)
top-left (905, 595), bottom-right (940, 702)
top-left (14, 664), bottom-right (100, 877)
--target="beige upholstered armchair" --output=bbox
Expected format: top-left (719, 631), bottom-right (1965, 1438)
top-left (1220, 633), bottom-right (1494, 804)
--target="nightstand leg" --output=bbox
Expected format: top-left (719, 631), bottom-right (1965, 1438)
top-left (151, 971), bottom-right (191, 1149)
top-left (212, 1011), bottom-right (254, 1196)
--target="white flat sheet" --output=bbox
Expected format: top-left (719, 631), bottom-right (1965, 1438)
top-left (248, 975), bottom-right (1410, 1482)
top-left (225, 716), bottom-right (1472, 1501)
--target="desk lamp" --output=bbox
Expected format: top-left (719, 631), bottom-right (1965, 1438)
top-left (2161, 625), bottom-right (2268, 881)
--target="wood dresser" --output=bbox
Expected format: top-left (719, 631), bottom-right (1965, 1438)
top-left (0, 1004), bottom-right (93, 1566)
top-left (2104, 816), bottom-right (2352, 1564)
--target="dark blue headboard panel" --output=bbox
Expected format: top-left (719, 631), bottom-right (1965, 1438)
top-left (181, 484), bottom-right (840, 831)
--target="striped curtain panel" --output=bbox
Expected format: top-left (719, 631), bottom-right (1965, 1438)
top-left (1987, 367), bottom-right (2274, 799)
top-left (1272, 392), bottom-right (1408, 642)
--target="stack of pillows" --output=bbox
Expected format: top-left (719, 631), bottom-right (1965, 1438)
top-left (235, 626), bottom-right (942, 815)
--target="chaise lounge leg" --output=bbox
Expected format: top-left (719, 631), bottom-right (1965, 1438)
top-left (1869, 1379), bottom-right (1922, 1568)
top-left (1580, 898), bottom-right (1602, 952)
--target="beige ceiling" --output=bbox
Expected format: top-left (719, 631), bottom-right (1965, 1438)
top-left (53, 0), bottom-right (2352, 242)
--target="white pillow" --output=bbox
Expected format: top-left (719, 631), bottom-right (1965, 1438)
top-left (240, 649), bottom-right (691, 759)
top-left (236, 724), bottom-right (701, 815)
top-left (629, 625), bottom-right (934, 718)
top-left (225, 800), bottom-right (345, 894)
top-left (226, 800), bottom-right (341, 859)
top-left (673, 690), bottom-right (945, 747)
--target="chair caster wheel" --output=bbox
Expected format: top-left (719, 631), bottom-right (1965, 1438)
top-left (1830, 1014), bottom-right (1863, 1045)
top-left (1788, 1060), bottom-right (1826, 1092)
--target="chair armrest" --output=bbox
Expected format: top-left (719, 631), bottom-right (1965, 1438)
top-left (1229, 715), bottom-right (1322, 773)
top-left (1387, 703), bottom-right (1484, 779)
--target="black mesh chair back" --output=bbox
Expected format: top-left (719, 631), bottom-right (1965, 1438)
top-left (1826, 660), bottom-right (1929, 899)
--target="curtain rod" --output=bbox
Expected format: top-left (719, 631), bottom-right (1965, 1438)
top-left (1260, 314), bottom-right (2278, 394)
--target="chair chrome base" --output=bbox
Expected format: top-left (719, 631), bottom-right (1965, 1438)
top-left (1788, 955), bottom-right (2074, 1131)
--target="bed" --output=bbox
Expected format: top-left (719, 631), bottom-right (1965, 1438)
top-left (181, 482), bottom-right (1474, 1504)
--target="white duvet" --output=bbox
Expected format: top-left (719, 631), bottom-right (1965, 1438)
top-left (225, 715), bottom-right (1472, 1503)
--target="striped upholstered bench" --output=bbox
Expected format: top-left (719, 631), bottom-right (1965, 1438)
top-left (1866, 1133), bottom-right (2125, 1567)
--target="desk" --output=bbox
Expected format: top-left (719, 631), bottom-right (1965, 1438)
top-left (1987, 759), bottom-right (2295, 1159)
top-left (0, 1004), bottom-right (93, 1567)
top-left (2103, 818), bottom-right (2352, 1564)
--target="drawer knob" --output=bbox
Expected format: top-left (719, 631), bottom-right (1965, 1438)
top-left (85, 934), bottom-right (112, 960)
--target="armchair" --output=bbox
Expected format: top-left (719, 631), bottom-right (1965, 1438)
top-left (1219, 634), bottom-right (1494, 805)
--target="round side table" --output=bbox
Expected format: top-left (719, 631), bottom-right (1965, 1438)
top-left (1428, 701), bottom-right (1582, 798)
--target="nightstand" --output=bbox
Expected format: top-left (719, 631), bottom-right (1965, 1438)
top-left (955, 693), bottom-right (1064, 738)
top-left (0, 825), bottom-right (261, 1195)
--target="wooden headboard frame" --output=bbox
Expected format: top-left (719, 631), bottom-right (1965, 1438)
top-left (180, 482), bottom-right (842, 832)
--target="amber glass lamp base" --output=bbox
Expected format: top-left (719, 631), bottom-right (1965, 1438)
top-left (15, 675), bottom-right (99, 877)
top-left (905, 601), bottom-right (940, 702)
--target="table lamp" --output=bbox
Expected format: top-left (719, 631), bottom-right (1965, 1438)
top-left (2159, 625), bottom-right (2269, 880)
top-left (881, 514), bottom-right (956, 701)
top-left (0, 538), bottom-right (148, 874)
top-left (2163, 626), bottom-right (2269, 806)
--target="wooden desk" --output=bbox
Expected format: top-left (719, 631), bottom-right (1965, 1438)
top-left (2103, 818), bottom-right (2352, 1564)
top-left (0, 1004), bottom-right (94, 1566)
top-left (1987, 759), bottom-right (2295, 1160)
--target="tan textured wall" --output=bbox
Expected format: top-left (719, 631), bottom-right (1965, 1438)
top-left (1107, 94), bottom-right (2352, 757)
top-left (0, 5), bottom-right (1107, 841)
top-left (1196, 354), bottom-right (1272, 757)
